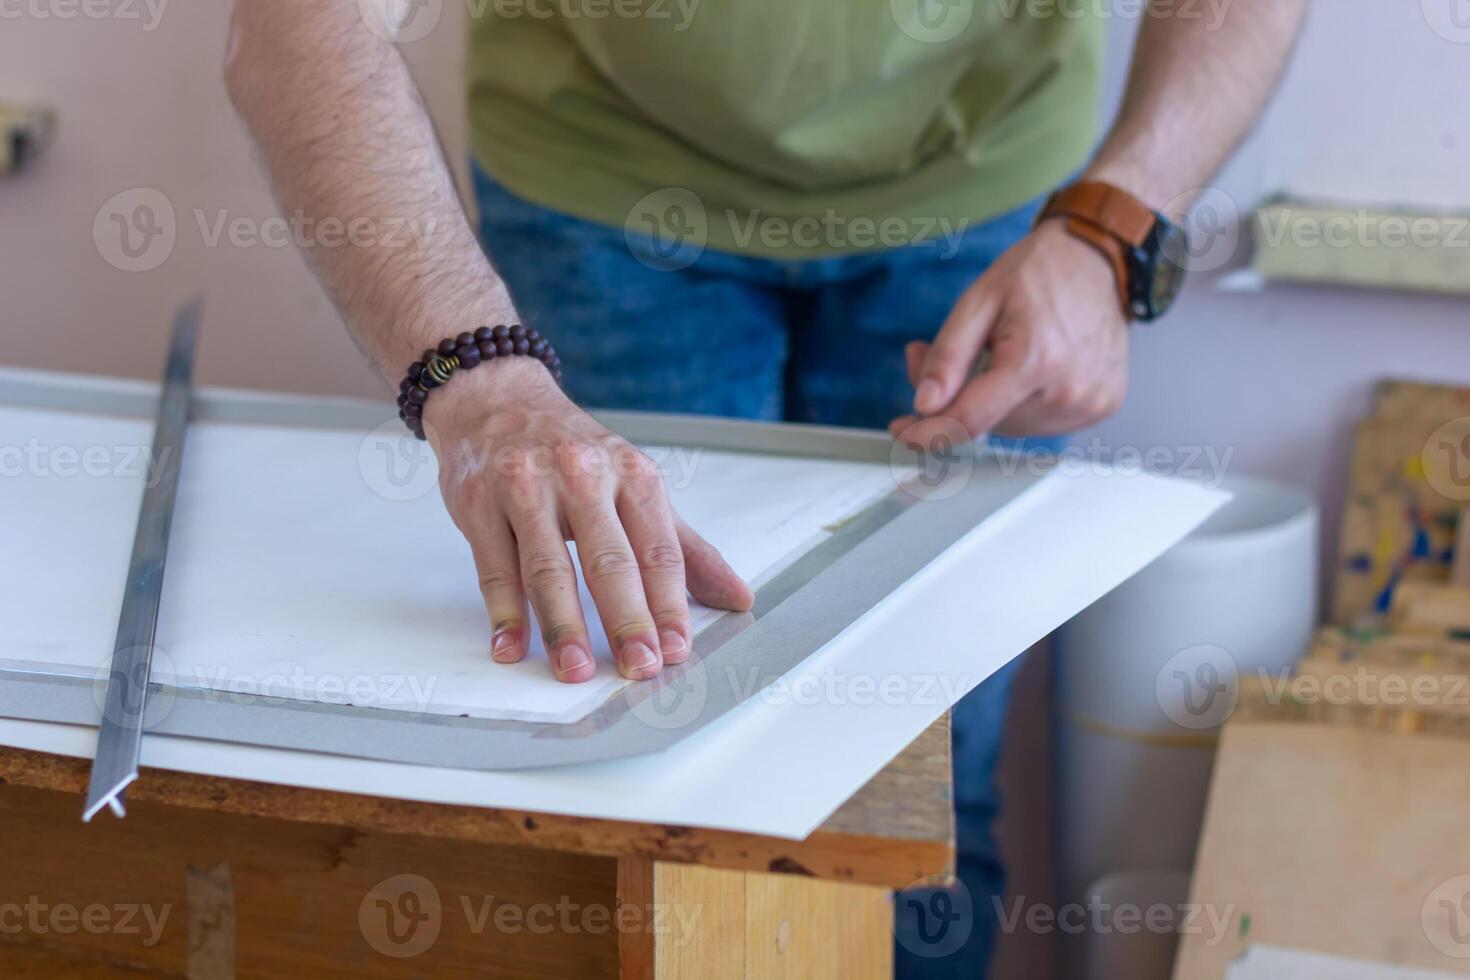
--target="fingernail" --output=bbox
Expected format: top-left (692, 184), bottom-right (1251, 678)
top-left (659, 629), bottom-right (688, 661)
top-left (916, 379), bottom-right (942, 413)
top-left (491, 630), bottom-right (519, 662)
top-left (556, 644), bottom-right (592, 675)
top-left (621, 641), bottom-right (659, 678)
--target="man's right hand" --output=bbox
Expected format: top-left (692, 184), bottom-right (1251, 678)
top-left (225, 1), bottom-right (751, 682)
top-left (422, 357), bottom-right (755, 684)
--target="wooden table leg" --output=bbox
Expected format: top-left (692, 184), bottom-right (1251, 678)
top-left (617, 858), bottom-right (893, 980)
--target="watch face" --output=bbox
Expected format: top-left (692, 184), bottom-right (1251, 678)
top-left (1145, 218), bottom-right (1188, 318)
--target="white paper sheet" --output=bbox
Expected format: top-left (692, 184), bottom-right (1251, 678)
top-left (0, 405), bottom-right (902, 724)
top-left (0, 439), bottom-right (1227, 838)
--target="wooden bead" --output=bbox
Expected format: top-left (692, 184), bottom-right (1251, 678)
top-left (395, 330), bottom-right (561, 436)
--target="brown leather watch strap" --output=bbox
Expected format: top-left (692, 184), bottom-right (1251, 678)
top-left (1041, 180), bottom-right (1157, 246)
top-left (1037, 180), bottom-right (1159, 318)
top-left (1056, 215), bottom-right (1132, 314)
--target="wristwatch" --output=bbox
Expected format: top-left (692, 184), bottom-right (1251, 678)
top-left (1037, 180), bottom-right (1187, 322)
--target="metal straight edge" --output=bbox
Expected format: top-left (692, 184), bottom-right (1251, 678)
top-left (81, 299), bottom-right (201, 821)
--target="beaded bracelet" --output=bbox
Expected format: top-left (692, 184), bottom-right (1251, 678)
top-left (396, 324), bottom-right (561, 439)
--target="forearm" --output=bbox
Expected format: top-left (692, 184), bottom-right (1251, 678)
top-left (1085, 0), bottom-right (1308, 207)
top-left (224, 0), bottom-right (515, 382)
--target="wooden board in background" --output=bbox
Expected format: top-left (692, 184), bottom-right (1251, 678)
top-left (1376, 380), bottom-right (1470, 422)
top-left (1174, 697), bottom-right (1470, 979)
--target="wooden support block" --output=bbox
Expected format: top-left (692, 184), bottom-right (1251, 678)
top-left (616, 859), bottom-right (892, 980)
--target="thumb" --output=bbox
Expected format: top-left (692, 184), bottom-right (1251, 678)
top-left (915, 275), bottom-right (1003, 415)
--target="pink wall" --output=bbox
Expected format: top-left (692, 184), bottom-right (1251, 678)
top-left (0, 1), bottom-right (471, 401)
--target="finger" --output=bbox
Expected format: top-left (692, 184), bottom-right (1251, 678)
top-left (902, 319), bottom-right (1038, 444)
top-left (566, 503), bottom-right (662, 680)
top-left (617, 486), bottom-right (693, 665)
top-left (914, 275), bottom-right (1005, 415)
top-left (994, 390), bottom-right (1107, 438)
top-left (888, 414), bottom-right (919, 441)
top-left (677, 518), bottom-right (755, 612)
top-left (997, 356), bottom-right (1128, 437)
top-left (890, 343), bottom-right (930, 434)
top-left (904, 340), bottom-right (929, 389)
top-left (507, 505), bottom-right (597, 684)
top-left (464, 514), bottom-right (531, 664)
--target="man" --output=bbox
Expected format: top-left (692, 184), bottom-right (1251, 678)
top-left (225, 0), bottom-right (1305, 972)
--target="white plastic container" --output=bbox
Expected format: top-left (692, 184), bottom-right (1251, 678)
top-left (1082, 870), bottom-right (1192, 980)
top-left (1054, 475), bottom-right (1317, 901)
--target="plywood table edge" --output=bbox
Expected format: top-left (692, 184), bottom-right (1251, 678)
top-left (0, 716), bottom-right (953, 891)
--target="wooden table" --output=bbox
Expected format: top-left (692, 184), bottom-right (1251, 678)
top-left (0, 716), bottom-right (952, 978)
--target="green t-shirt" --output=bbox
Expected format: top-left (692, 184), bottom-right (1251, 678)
top-left (467, 1), bottom-right (1102, 258)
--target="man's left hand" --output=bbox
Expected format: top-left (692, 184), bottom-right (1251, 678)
top-left (889, 219), bottom-right (1130, 445)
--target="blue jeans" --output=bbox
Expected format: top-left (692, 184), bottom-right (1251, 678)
top-left (474, 166), bottom-right (1055, 977)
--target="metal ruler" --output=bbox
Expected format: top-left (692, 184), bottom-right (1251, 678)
top-left (82, 299), bottom-right (200, 821)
